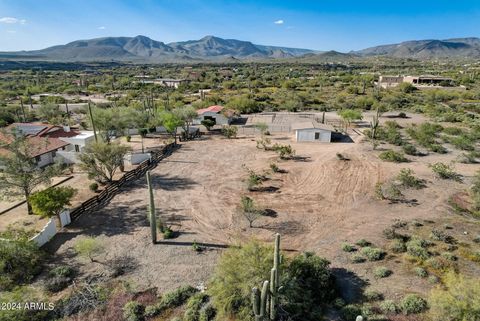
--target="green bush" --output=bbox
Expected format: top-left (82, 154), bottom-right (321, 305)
top-left (44, 276), bottom-right (70, 293)
top-left (429, 144), bottom-right (448, 154)
top-left (400, 294), bottom-right (428, 315)
top-left (364, 290), bottom-right (383, 302)
top-left (0, 239), bottom-right (43, 290)
top-left (50, 265), bottom-right (75, 278)
top-left (162, 226), bottom-right (174, 239)
top-left (199, 302), bottom-right (216, 321)
top-left (414, 267), bottom-right (428, 278)
top-left (184, 293), bottom-right (208, 321)
top-left (406, 239), bottom-right (431, 260)
top-left (374, 267), bottom-right (392, 278)
top-left (429, 272), bottom-right (480, 320)
top-left (361, 247), bottom-right (385, 261)
top-left (282, 252), bottom-right (336, 321)
top-left (341, 243), bottom-right (356, 252)
top-left (222, 125), bottom-right (238, 138)
top-left (74, 236), bottom-right (105, 263)
top-left (389, 239), bottom-right (407, 253)
top-left (351, 254), bottom-right (366, 263)
top-left (396, 168), bottom-right (426, 189)
top-left (356, 239), bottom-right (371, 247)
top-left (123, 301), bottom-right (144, 321)
top-left (429, 162), bottom-right (461, 181)
top-left (272, 143), bottom-right (295, 159)
top-left (379, 300), bottom-right (398, 314)
top-left (402, 143), bottom-right (418, 156)
top-left (270, 163), bottom-right (280, 173)
top-left (341, 304), bottom-right (362, 321)
top-left (145, 285), bottom-right (198, 318)
top-left (379, 150), bottom-right (409, 163)
top-left (89, 182), bottom-right (99, 192)
top-left (208, 241), bottom-right (274, 321)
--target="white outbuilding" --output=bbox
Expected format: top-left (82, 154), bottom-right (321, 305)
top-left (193, 105), bottom-right (231, 126)
top-left (291, 121), bottom-right (334, 142)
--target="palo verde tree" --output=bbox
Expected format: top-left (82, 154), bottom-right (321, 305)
top-left (173, 106), bottom-right (198, 140)
top-left (0, 132), bottom-right (63, 214)
top-left (29, 186), bottom-right (77, 226)
top-left (79, 141), bottom-right (131, 183)
top-left (158, 111), bottom-right (183, 145)
top-left (338, 109), bottom-right (363, 132)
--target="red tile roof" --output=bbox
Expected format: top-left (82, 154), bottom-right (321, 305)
top-left (0, 123), bottom-right (79, 158)
top-left (196, 105), bottom-right (224, 115)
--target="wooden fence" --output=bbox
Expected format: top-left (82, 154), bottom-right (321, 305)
top-left (69, 143), bottom-right (176, 221)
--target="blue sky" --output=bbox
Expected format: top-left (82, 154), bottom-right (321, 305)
top-left (0, 0), bottom-right (479, 51)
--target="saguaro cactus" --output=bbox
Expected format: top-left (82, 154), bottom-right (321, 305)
top-left (146, 170), bottom-right (157, 244)
top-left (370, 108), bottom-right (380, 150)
top-left (252, 280), bottom-right (270, 321)
top-left (269, 233), bottom-right (281, 320)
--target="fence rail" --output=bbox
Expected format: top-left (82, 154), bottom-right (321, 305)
top-left (70, 143), bottom-right (175, 221)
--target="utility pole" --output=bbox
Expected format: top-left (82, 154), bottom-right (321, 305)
top-left (88, 101), bottom-right (98, 142)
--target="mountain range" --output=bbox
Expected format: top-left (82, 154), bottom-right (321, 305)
top-left (1, 35), bottom-right (479, 62)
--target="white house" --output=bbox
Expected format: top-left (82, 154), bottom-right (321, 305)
top-left (193, 105), bottom-right (231, 126)
top-left (291, 121), bottom-right (334, 142)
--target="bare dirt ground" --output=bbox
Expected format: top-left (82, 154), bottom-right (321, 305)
top-left (46, 122), bottom-right (479, 299)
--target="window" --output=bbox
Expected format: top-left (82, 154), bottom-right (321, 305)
top-left (35, 156), bottom-right (41, 162)
top-left (52, 151), bottom-right (56, 157)
top-left (74, 145), bottom-right (80, 152)
top-left (314, 132), bottom-right (320, 140)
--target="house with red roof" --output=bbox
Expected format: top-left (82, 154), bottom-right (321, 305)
top-left (0, 123), bottom-right (95, 167)
top-left (193, 105), bottom-right (231, 126)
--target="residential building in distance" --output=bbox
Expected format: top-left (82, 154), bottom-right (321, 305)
top-left (154, 78), bottom-right (189, 88)
top-left (376, 75), bottom-right (465, 89)
top-left (193, 105), bottom-right (231, 126)
top-left (0, 123), bottom-right (95, 167)
top-left (291, 121), bottom-right (335, 142)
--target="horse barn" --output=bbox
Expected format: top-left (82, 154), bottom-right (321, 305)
top-left (291, 121), bottom-right (335, 142)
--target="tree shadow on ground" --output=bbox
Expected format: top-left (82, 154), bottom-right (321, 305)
top-left (332, 267), bottom-right (369, 303)
top-left (262, 220), bottom-right (305, 236)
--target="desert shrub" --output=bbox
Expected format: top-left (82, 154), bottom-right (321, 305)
top-left (428, 275), bottom-right (439, 284)
top-left (441, 252), bottom-right (457, 261)
top-left (445, 135), bottom-right (475, 151)
top-left (382, 227), bottom-right (401, 240)
top-left (406, 239), bottom-right (431, 260)
top-left (356, 239), bottom-right (372, 247)
top-left (442, 127), bottom-right (464, 136)
top-left (380, 300), bottom-right (398, 315)
top-left (208, 241), bottom-right (274, 320)
top-left (374, 267), bottom-right (392, 278)
top-left (107, 255), bottom-right (139, 277)
top-left (414, 267), bottom-right (428, 278)
top-left (364, 290), bottom-right (383, 302)
top-left (0, 286), bottom-right (52, 321)
top-left (89, 182), bottom-right (99, 192)
top-left (379, 150), bottom-right (409, 162)
top-left (361, 247), bottom-right (385, 261)
top-left (429, 143), bottom-right (448, 154)
top-left (407, 122), bottom-right (443, 148)
top-left (385, 126), bottom-right (404, 145)
top-left (184, 293), bottom-right (209, 321)
top-left (272, 143), bottom-right (295, 159)
top-left (222, 125), bottom-right (238, 138)
top-left (402, 143), bottom-right (419, 156)
top-left (50, 265), bottom-right (75, 278)
top-left (0, 239), bottom-right (43, 290)
top-left (163, 226), bottom-right (174, 239)
top-left (389, 239), bottom-right (407, 253)
top-left (269, 162), bottom-right (280, 173)
top-left (351, 254), bottom-right (366, 263)
top-left (341, 243), bottom-right (356, 252)
top-left (45, 276), bottom-right (70, 293)
top-left (201, 119), bottom-right (215, 130)
top-left (400, 294), bottom-right (428, 315)
top-left (458, 152), bottom-right (478, 164)
top-left (145, 285), bottom-right (198, 317)
top-left (281, 252), bottom-right (336, 321)
top-left (199, 301), bottom-right (216, 321)
top-left (123, 301), bottom-right (144, 321)
top-left (57, 283), bottom-right (108, 317)
top-left (125, 135), bottom-right (131, 142)
top-left (336, 153), bottom-right (349, 161)
top-left (426, 257), bottom-right (456, 272)
top-left (74, 237), bottom-right (105, 263)
top-left (428, 272), bottom-right (480, 321)
top-left (396, 168), bottom-right (426, 189)
top-left (341, 304), bottom-right (362, 321)
top-left (429, 162), bottom-right (461, 181)
top-left (430, 229), bottom-right (456, 244)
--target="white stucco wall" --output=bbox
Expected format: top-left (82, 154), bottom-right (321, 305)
top-left (30, 218), bottom-right (57, 247)
top-left (125, 152), bottom-right (151, 165)
top-left (36, 152), bottom-right (54, 167)
top-left (295, 128), bottom-right (331, 142)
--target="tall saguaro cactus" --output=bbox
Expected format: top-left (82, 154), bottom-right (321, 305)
top-left (252, 234), bottom-right (281, 321)
top-left (146, 170), bottom-right (157, 244)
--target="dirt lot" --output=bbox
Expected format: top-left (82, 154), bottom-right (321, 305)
top-left (46, 119), bottom-right (479, 298)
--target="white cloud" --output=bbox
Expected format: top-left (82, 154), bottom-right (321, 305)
top-left (0, 17), bottom-right (26, 24)
top-left (98, 26), bottom-right (106, 30)
top-left (274, 20), bottom-right (284, 25)
top-left (6, 30), bottom-right (16, 34)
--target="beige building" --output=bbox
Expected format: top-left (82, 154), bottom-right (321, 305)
top-left (377, 75), bottom-right (463, 89)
